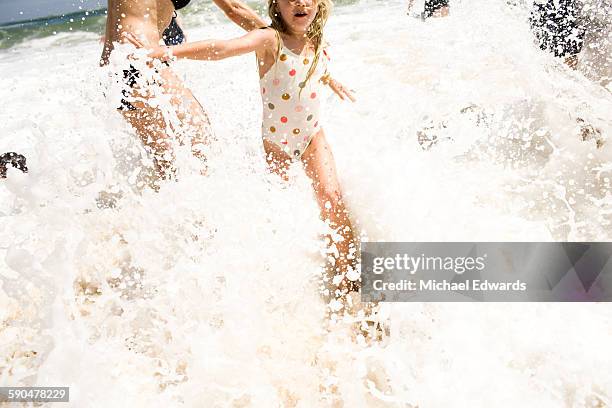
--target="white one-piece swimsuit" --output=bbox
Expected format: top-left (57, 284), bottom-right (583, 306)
top-left (260, 31), bottom-right (328, 159)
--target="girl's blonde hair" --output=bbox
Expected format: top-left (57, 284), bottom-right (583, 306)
top-left (268, 0), bottom-right (332, 87)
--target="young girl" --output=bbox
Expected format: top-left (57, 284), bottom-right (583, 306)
top-left (125, 0), bottom-right (359, 305)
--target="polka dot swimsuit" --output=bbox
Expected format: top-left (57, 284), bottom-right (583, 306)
top-left (260, 31), bottom-right (327, 159)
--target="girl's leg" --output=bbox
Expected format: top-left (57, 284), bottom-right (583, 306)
top-left (263, 139), bottom-right (292, 180)
top-left (300, 129), bottom-right (359, 298)
top-left (285, 132), bottom-right (386, 341)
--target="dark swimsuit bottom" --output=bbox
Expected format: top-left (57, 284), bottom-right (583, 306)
top-left (118, 65), bottom-right (141, 111)
top-left (424, 0), bottom-right (449, 17)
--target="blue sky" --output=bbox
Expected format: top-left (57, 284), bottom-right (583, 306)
top-left (0, 0), bottom-right (105, 25)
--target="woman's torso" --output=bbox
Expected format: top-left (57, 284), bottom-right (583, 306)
top-left (102, 0), bottom-right (175, 64)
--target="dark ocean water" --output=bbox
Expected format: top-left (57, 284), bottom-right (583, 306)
top-left (0, 8), bottom-right (106, 49)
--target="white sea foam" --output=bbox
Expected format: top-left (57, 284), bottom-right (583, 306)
top-left (0, 0), bottom-right (611, 406)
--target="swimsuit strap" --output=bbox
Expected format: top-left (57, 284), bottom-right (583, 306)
top-left (272, 28), bottom-right (282, 62)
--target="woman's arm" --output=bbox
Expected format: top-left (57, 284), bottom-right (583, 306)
top-left (212, 0), bottom-right (267, 31)
top-left (100, 4), bottom-right (116, 66)
top-left (124, 28), bottom-right (274, 61)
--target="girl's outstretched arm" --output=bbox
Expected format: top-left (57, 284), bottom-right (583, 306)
top-left (322, 73), bottom-right (356, 102)
top-left (318, 48), bottom-right (356, 102)
top-left (212, 0), bottom-right (267, 31)
top-left (124, 29), bottom-right (275, 61)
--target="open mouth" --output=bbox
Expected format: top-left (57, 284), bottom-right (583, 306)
top-left (294, 11), bottom-right (308, 18)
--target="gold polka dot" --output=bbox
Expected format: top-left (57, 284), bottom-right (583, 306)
top-left (293, 128), bottom-right (300, 135)
top-left (270, 126), bottom-right (276, 133)
top-left (303, 58), bottom-right (309, 65)
top-left (298, 82), bottom-right (306, 88)
top-left (282, 93), bottom-right (290, 100)
top-left (279, 54), bottom-right (287, 62)
top-left (268, 103), bottom-right (275, 110)
top-left (307, 114), bottom-right (313, 121)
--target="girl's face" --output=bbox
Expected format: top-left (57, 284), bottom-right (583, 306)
top-left (276, 0), bottom-right (318, 35)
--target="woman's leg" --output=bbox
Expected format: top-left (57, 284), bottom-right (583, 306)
top-left (263, 139), bottom-right (292, 180)
top-left (300, 129), bottom-right (359, 298)
top-left (158, 67), bottom-right (214, 160)
top-left (121, 67), bottom-right (213, 183)
top-left (121, 99), bottom-right (175, 183)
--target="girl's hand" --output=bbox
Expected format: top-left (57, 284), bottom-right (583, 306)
top-left (329, 78), bottom-right (356, 102)
top-left (322, 74), bottom-right (356, 102)
top-left (123, 32), bottom-right (172, 62)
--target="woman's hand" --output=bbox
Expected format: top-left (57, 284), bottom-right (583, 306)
top-left (123, 32), bottom-right (172, 62)
top-left (321, 74), bottom-right (356, 102)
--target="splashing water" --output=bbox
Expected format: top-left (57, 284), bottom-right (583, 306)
top-left (1, 0), bottom-right (611, 406)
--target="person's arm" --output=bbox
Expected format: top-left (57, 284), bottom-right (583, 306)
top-left (318, 46), bottom-right (356, 102)
top-left (322, 74), bottom-right (356, 102)
top-left (100, 4), bottom-right (116, 66)
top-left (212, 0), bottom-right (267, 31)
top-left (123, 28), bottom-right (273, 61)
